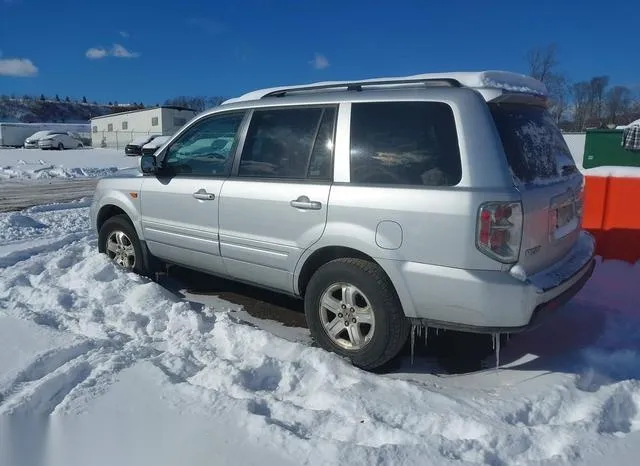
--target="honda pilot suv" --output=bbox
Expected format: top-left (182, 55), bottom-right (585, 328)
top-left (90, 71), bottom-right (596, 370)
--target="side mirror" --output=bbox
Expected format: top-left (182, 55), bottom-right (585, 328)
top-left (139, 154), bottom-right (157, 174)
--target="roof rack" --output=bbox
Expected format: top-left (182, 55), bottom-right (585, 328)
top-left (221, 71), bottom-right (547, 106)
top-left (261, 78), bottom-right (462, 99)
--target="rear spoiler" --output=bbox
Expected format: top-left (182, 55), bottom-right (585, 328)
top-left (478, 88), bottom-right (548, 107)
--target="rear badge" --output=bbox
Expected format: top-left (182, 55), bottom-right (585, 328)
top-left (525, 245), bottom-right (541, 256)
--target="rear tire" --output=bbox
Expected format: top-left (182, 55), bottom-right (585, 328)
top-left (304, 258), bottom-right (410, 370)
top-left (98, 215), bottom-right (148, 275)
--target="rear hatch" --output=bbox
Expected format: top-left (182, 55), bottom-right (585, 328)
top-left (490, 103), bottom-right (583, 277)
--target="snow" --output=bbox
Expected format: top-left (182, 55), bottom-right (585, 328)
top-left (1, 200), bottom-right (640, 465)
top-left (583, 166), bottom-right (640, 178)
top-left (0, 147), bottom-right (136, 180)
top-left (129, 135), bottom-right (155, 146)
top-left (223, 70), bottom-right (547, 105)
top-left (142, 135), bottom-right (171, 149)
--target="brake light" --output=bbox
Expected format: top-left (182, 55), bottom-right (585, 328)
top-left (476, 201), bottom-right (523, 263)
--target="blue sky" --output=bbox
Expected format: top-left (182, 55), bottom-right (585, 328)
top-left (0, 0), bottom-right (637, 104)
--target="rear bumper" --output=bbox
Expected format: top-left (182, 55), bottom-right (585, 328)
top-left (382, 231), bottom-right (596, 333)
top-left (521, 257), bottom-right (595, 332)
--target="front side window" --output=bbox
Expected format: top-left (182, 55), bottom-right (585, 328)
top-left (162, 112), bottom-right (244, 176)
top-left (239, 106), bottom-right (335, 179)
top-left (350, 102), bottom-right (462, 186)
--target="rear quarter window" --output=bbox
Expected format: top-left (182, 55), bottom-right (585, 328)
top-left (349, 102), bottom-right (462, 187)
top-left (490, 104), bottom-right (577, 184)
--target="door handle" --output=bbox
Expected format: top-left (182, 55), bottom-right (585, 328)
top-left (193, 189), bottom-right (215, 201)
top-left (290, 195), bottom-right (322, 210)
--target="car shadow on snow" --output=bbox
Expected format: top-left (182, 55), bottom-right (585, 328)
top-left (153, 265), bottom-right (625, 379)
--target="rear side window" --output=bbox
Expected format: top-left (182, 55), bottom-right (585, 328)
top-left (239, 106), bottom-right (336, 180)
top-left (490, 104), bottom-right (577, 183)
top-left (350, 102), bottom-right (461, 186)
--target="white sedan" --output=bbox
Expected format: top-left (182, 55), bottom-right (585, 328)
top-left (38, 132), bottom-right (84, 150)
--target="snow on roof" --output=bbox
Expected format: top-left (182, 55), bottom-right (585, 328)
top-left (142, 135), bottom-right (171, 148)
top-left (222, 70), bottom-right (547, 105)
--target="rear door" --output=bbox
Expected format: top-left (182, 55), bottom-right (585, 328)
top-left (490, 103), bottom-right (583, 276)
top-left (218, 105), bottom-right (336, 293)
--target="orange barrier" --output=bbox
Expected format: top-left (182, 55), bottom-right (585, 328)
top-left (583, 175), bottom-right (640, 264)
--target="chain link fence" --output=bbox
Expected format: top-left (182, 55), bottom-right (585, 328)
top-left (92, 130), bottom-right (166, 150)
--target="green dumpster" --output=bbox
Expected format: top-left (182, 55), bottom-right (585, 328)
top-left (583, 129), bottom-right (640, 169)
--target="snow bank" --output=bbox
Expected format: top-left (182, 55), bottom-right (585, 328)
top-left (0, 148), bottom-right (135, 180)
top-left (1, 201), bottom-right (640, 465)
top-left (583, 166), bottom-right (640, 178)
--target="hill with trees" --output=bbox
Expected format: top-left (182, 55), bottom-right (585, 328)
top-left (0, 94), bottom-right (146, 123)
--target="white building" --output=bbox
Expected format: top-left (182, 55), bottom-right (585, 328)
top-left (90, 106), bottom-right (198, 149)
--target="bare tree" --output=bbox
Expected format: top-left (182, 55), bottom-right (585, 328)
top-left (526, 43), bottom-right (559, 83)
top-left (526, 44), bottom-right (569, 123)
top-left (605, 85), bottom-right (632, 125)
top-left (572, 81), bottom-right (591, 130)
top-left (546, 75), bottom-right (570, 123)
top-left (587, 76), bottom-right (609, 123)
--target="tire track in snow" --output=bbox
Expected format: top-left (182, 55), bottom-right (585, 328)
top-left (0, 357), bottom-right (93, 415)
top-left (0, 232), bottom-right (88, 268)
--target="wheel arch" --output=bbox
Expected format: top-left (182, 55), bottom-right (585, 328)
top-left (94, 194), bottom-right (143, 240)
top-left (295, 244), bottom-right (417, 318)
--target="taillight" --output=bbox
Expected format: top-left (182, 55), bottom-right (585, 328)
top-left (476, 201), bottom-right (523, 263)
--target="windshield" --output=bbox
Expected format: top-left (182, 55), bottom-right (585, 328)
top-left (490, 104), bottom-right (577, 183)
top-left (27, 131), bottom-right (51, 140)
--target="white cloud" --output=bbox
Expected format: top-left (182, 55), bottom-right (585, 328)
top-left (85, 44), bottom-right (140, 60)
top-left (0, 58), bottom-right (38, 77)
top-left (111, 43), bottom-right (139, 58)
top-left (119, 31), bottom-right (129, 38)
top-left (309, 53), bottom-right (329, 70)
top-left (86, 47), bottom-right (108, 59)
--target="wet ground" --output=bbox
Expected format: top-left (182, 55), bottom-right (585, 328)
top-left (0, 179), bottom-right (99, 213)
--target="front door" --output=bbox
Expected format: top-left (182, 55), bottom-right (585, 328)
top-left (140, 111), bottom-right (246, 274)
top-left (219, 105), bottom-right (337, 292)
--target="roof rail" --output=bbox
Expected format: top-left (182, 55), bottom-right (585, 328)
top-left (221, 71), bottom-right (547, 106)
top-left (261, 78), bottom-right (461, 99)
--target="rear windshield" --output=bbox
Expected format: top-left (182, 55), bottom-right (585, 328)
top-left (490, 104), bottom-right (577, 183)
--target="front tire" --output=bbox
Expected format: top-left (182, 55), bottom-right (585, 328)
top-left (98, 215), bottom-right (147, 275)
top-left (57, 143), bottom-right (64, 150)
top-left (304, 258), bottom-right (410, 370)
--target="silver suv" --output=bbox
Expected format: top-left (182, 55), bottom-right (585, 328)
top-left (90, 71), bottom-right (596, 370)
